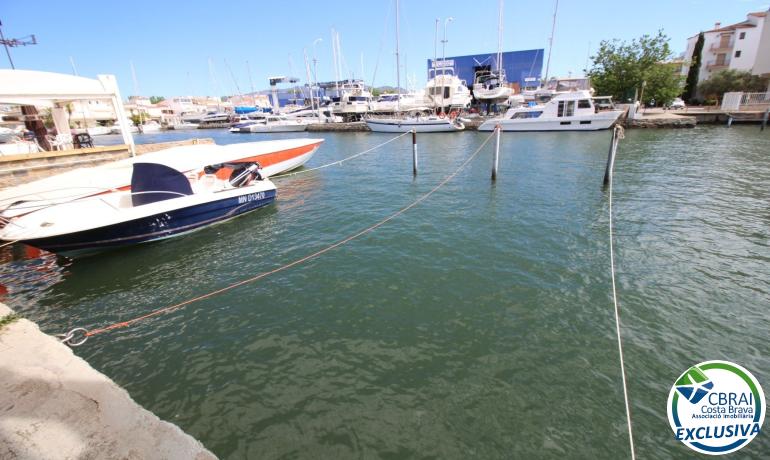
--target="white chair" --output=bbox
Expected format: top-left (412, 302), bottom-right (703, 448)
top-left (48, 133), bottom-right (73, 151)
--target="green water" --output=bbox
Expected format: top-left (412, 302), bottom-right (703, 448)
top-left (2, 126), bottom-right (769, 459)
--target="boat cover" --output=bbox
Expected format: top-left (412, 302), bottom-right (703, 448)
top-left (131, 163), bottom-right (193, 206)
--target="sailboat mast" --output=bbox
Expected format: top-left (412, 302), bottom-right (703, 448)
top-left (544, 0), bottom-right (559, 83)
top-left (395, 0), bottom-right (401, 113)
top-left (497, 0), bottom-right (504, 72)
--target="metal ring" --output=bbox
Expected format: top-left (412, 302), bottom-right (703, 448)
top-left (61, 328), bottom-right (89, 347)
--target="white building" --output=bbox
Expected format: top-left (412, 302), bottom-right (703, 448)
top-left (683, 9), bottom-right (770, 84)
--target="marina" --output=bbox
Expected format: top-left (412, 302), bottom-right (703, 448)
top-left (1, 1), bottom-right (770, 458)
top-left (1, 125), bottom-right (769, 458)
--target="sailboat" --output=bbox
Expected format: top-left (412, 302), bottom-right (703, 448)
top-left (473, 0), bottom-right (513, 103)
top-left (366, 0), bottom-right (464, 133)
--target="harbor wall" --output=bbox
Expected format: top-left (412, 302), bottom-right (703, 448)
top-left (0, 138), bottom-right (215, 190)
top-left (0, 302), bottom-right (216, 459)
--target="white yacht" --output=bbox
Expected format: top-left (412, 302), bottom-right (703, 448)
top-left (478, 90), bottom-right (623, 132)
top-left (425, 67), bottom-right (472, 113)
top-left (332, 81), bottom-right (373, 121)
top-left (371, 93), bottom-right (430, 113)
top-left (473, 0), bottom-right (513, 103)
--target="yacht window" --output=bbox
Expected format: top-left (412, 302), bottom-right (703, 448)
top-left (558, 101), bottom-right (576, 117)
top-left (511, 111), bottom-right (542, 119)
top-left (444, 87), bottom-right (451, 99)
top-left (578, 99), bottom-right (592, 109)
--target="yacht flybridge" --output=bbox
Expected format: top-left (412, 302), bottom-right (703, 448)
top-left (478, 90), bottom-right (623, 132)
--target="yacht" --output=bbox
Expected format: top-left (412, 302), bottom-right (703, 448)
top-left (473, 0), bottom-right (513, 103)
top-left (329, 81), bottom-right (372, 122)
top-left (371, 93), bottom-right (430, 113)
top-left (425, 68), bottom-right (472, 113)
top-left (478, 90), bottom-right (623, 131)
top-left (247, 114), bottom-right (307, 133)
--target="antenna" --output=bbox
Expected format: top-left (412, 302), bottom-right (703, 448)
top-left (0, 20), bottom-right (37, 69)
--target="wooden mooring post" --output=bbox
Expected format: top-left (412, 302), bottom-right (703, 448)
top-left (411, 129), bottom-right (418, 176)
top-left (491, 124), bottom-right (501, 181)
top-left (603, 125), bottom-right (622, 189)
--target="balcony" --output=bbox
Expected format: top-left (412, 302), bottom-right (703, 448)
top-left (706, 60), bottom-right (730, 71)
top-left (709, 42), bottom-right (733, 53)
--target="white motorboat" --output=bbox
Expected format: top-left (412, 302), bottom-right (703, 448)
top-left (425, 68), bottom-right (472, 113)
top-left (478, 90), bottom-right (623, 131)
top-left (329, 81), bottom-right (373, 122)
top-left (0, 159), bottom-right (276, 256)
top-left (0, 138), bottom-right (323, 219)
top-left (473, 1), bottom-right (513, 103)
top-left (138, 120), bottom-right (161, 133)
top-left (171, 121), bottom-right (199, 130)
top-left (370, 93), bottom-right (430, 113)
top-left (247, 115), bottom-right (307, 133)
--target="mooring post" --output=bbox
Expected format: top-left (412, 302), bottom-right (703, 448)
top-left (411, 129), bottom-right (418, 176)
top-left (603, 125), bottom-right (620, 188)
top-left (727, 115), bottom-right (734, 127)
top-left (492, 124), bottom-right (500, 181)
top-left (762, 108), bottom-right (769, 131)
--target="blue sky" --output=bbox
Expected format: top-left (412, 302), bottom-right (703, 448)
top-left (2, 0), bottom-right (768, 98)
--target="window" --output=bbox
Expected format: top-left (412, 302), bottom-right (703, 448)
top-left (578, 99), bottom-right (592, 109)
top-left (735, 50), bottom-right (742, 58)
top-left (558, 101), bottom-right (576, 117)
top-left (739, 32), bottom-right (746, 39)
top-left (511, 111), bottom-right (542, 119)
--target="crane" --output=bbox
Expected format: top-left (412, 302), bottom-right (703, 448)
top-left (268, 76), bottom-right (299, 113)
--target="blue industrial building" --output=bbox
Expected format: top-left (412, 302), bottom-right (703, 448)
top-left (427, 49), bottom-right (543, 90)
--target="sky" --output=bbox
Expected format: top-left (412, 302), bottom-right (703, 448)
top-left (1, 0), bottom-right (768, 98)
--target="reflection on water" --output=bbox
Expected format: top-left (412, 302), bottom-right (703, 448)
top-left (1, 126), bottom-right (769, 459)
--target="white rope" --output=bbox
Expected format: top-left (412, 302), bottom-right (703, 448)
top-left (272, 131), bottom-right (411, 179)
top-left (607, 125), bottom-right (636, 460)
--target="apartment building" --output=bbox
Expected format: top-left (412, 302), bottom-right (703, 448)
top-left (683, 9), bottom-right (770, 83)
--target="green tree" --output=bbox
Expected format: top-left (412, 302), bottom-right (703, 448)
top-left (587, 30), bottom-right (684, 105)
top-left (149, 96), bottom-right (165, 104)
top-left (697, 69), bottom-right (770, 100)
top-left (682, 32), bottom-right (704, 103)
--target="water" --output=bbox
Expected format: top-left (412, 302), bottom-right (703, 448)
top-left (1, 126), bottom-right (769, 459)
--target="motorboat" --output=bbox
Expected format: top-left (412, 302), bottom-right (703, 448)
top-left (366, 114), bottom-right (464, 133)
top-left (0, 159), bottom-right (276, 256)
top-left (425, 68), bottom-right (472, 112)
top-left (473, 1), bottom-right (513, 103)
top-left (473, 69), bottom-right (512, 102)
top-left (0, 138), bottom-right (323, 219)
top-left (478, 90), bottom-right (623, 131)
top-left (229, 112), bottom-right (267, 133)
top-left (170, 121), bottom-right (199, 130)
top-left (329, 81), bottom-right (373, 122)
top-left (138, 120), bottom-right (161, 133)
top-left (247, 115), bottom-right (307, 133)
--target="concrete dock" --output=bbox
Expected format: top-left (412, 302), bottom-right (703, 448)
top-left (0, 303), bottom-right (216, 459)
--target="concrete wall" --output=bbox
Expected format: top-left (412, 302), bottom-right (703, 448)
top-left (0, 303), bottom-right (216, 459)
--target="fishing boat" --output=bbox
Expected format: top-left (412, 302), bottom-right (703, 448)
top-left (477, 90), bottom-right (623, 131)
top-left (0, 159), bottom-right (276, 256)
top-left (0, 138), bottom-right (323, 219)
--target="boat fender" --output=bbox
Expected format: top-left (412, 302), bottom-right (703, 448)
top-left (438, 112), bottom-right (446, 119)
top-left (449, 111), bottom-right (458, 120)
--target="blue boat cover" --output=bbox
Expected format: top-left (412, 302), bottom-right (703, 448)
top-left (131, 163), bottom-right (193, 207)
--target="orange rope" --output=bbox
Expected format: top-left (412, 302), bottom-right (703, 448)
top-left (85, 131), bottom-right (497, 338)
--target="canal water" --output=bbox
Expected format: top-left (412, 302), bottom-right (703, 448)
top-left (1, 126), bottom-right (768, 459)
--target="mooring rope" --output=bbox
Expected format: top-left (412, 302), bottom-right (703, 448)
top-left (61, 130), bottom-right (497, 346)
top-left (607, 125), bottom-right (636, 460)
top-left (272, 131), bottom-right (411, 179)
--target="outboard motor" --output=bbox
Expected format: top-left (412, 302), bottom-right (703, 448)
top-left (229, 162), bottom-right (263, 187)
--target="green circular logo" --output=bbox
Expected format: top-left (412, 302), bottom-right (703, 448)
top-left (667, 361), bottom-right (765, 455)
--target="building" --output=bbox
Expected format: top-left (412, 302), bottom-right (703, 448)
top-left (426, 49), bottom-right (544, 92)
top-left (683, 9), bottom-right (770, 85)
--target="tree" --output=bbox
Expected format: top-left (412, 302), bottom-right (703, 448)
top-left (587, 30), bottom-right (684, 105)
top-left (682, 32), bottom-right (704, 103)
top-left (697, 69), bottom-right (770, 100)
top-left (149, 96), bottom-right (165, 104)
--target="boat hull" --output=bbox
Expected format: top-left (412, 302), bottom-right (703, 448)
top-left (366, 118), bottom-right (464, 133)
top-left (478, 111), bottom-right (623, 132)
top-left (17, 190), bottom-right (276, 256)
top-left (248, 124), bottom-right (307, 133)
